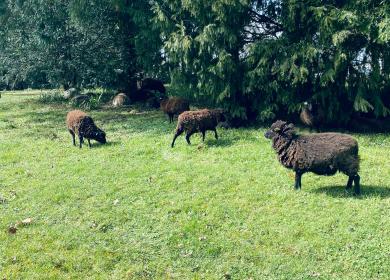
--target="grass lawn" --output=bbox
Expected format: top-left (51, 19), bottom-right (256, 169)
top-left (1, 91), bottom-right (390, 279)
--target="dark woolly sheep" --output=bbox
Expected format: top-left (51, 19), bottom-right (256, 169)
top-left (160, 97), bottom-right (190, 123)
top-left (171, 109), bottom-right (225, 147)
top-left (300, 101), bottom-right (325, 131)
top-left (139, 78), bottom-right (166, 94)
top-left (66, 110), bottom-right (106, 148)
top-left (265, 120), bottom-right (360, 194)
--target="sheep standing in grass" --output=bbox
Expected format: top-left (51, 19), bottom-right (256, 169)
top-left (160, 97), bottom-right (190, 123)
top-left (300, 101), bottom-right (325, 131)
top-left (264, 120), bottom-right (360, 194)
top-left (66, 110), bottom-right (106, 148)
top-left (171, 109), bottom-right (225, 147)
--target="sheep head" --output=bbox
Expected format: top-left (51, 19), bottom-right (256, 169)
top-left (303, 101), bottom-right (313, 111)
top-left (92, 129), bottom-right (106, 144)
top-left (264, 120), bottom-right (296, 139)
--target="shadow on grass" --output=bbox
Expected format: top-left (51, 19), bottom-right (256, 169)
top-left (206, 137), bottom-right (234, 147)
top-left (311, 185), bottom-right (390, 198)
top-left (92, 141), bottom-right (122, 148)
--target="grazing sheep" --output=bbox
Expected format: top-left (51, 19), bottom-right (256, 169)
top-left (160, 97), bottom-right (190, 123)
top-left (171, 109), bottom-right (225, 147)
top-left (264, 120), bottom-right (360, 194)
top-left (139, 78), bottom-right (166, 94)
top-left (66, 110), bottom-right (106, 148)
top-left (300, 101), bottom-right (325, 131)
top-left (112, 93), bottom-right (129, 107)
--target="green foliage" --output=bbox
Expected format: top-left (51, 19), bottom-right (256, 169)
top-left (1, 0), bottom-right (390, 123)
top-left (0, 0), bottom-right (163, 91)
top-left (38, 91), bottom-right (67, 104)
top-left (155, 0), bottom-right (390, 123)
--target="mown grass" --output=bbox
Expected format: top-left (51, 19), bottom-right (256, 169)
top-left (1, 91), bottom-right (390, 279)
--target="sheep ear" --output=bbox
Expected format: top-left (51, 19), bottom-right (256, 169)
top-left (274, 127), bottom-right (281, 132)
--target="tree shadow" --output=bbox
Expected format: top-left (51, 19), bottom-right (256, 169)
top-left (311, 185), bottom-right (390, 199)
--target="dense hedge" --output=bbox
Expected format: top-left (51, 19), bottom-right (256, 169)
top-left (1, 0), bottom-right (389, 124)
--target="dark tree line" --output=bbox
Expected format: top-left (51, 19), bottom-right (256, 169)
top-left (1, 0), bottom-right (390, 125)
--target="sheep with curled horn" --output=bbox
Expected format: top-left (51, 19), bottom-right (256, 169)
top-left (265, 120), bottom-right (361, 195)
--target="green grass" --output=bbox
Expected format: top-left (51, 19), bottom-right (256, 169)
top-left (1, 91), bottom-right (390, 279)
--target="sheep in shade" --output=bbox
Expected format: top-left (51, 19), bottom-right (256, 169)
top-left (112, 93), bottom-right (129, 107)
top-left (264, 120), bottom-right (360, 195)
top-left (300, 101), bottom-right (325, 131)
top-left (66, 110), bottom-right (106, 148)
top-left (171, 109), bottom-right (225, 147)
top-left (160, 97), bottom-right (190, 123)
top-left (139, 78), bottom-right (166, 94)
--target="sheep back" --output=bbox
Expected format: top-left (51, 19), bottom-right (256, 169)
top-left (273, 132), bottom-right (359, 176)
top-left (160, 97), bottom-right (190, 115)
top-left (177, 109), bottom-right (223, 133)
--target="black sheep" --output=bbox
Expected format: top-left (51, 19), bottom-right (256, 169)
top-left (139, 78), bottom-right (166, 94)
top-left (265, 120), bottom-right (360, 194)
top-left (171, 109), bottom-right (225, 147)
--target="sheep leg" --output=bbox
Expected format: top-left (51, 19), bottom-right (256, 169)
top-left (78, 134), bottom-right (83, 148)
top-left (294, 172), bottom-right (302, 190)
top-left (87, 139), bottom-right (91, 148)
top-left (171, 128), bottom-right (183, 148)
top-left (353, 174), bottom-right (361, 195)
top-left (69, 130), bottom-right (76, 146)
top-left (201, 130), bottom-right (206, 142)
top-left (185, 132), bottom-right (192, 145)
top-left (214, 129), bottom-right (218, 140)
top-left (168, 113), bottom-right (173, 123)
top-left (346, 176), bottom-right (353, 189)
